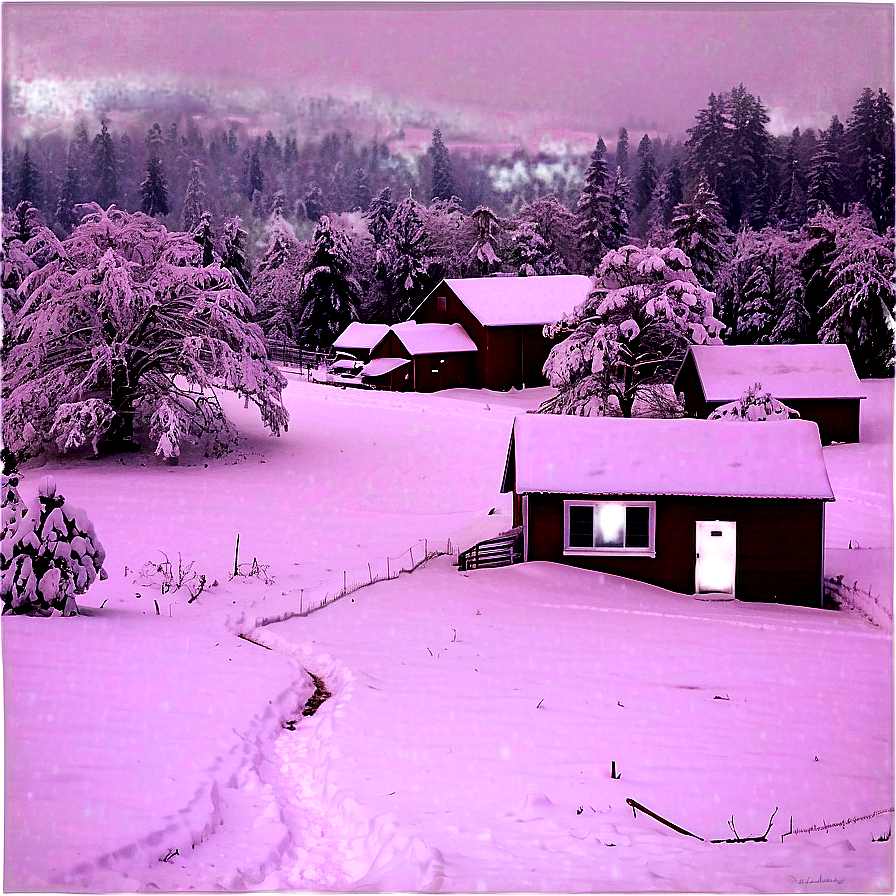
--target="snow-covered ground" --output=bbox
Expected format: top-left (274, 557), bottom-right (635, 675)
top-left (3, 375), bottom-right (892, 892)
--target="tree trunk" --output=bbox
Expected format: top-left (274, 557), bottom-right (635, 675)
top-left (99, 361), bottom-right (139, 454)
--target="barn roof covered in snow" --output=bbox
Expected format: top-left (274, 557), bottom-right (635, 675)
top-left (416, 275), bottom-right (593, 327)
top-left (677, 344), bottom-right (865, 401)
top-left (501, 415), bottom-right (834, 501)
top-left (333, 322), bottom-right (391, 351)
top-left (389, 322), bottom-right (478, 355)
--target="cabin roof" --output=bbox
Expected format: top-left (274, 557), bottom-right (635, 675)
top-left (677, 344), bottom-right (865, 401)
top-left (502, 415), bottom-right (834, 501)
top-left (413, 275), bottom-right (593, 327)
top-left (333, 322), bottom-right (391, 351)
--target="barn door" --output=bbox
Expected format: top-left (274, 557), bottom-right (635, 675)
top-left (695, 521), bottom-right (736, 595)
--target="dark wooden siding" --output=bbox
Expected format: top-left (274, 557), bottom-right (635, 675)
top-left (411, 352), bottom-right (474, 392)
top-left (673, 353), bottom-right (707, 418)
top-left (367, 332), bottom-right (413, 390)
top-left (522, 492), bottom-right (825, 607)
top-left (412, 284), bottom-right (556, 390)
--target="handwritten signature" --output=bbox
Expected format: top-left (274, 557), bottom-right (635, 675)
top-left (789, 875), bottom-right (845, 886)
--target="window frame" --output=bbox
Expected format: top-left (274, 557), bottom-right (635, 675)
top-left (562, 499), bottom-right (656, 557)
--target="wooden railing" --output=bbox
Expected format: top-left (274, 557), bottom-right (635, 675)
top-left (265, 339), bottom-right (332, 373)
top-left (458, 528), bottom-right (523, 571)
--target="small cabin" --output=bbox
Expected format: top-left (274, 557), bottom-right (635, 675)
top-left (409, 275), bottom-right (592, 390)
top-left (501, 415), bottom-right (835, 607)
top-left (673, 343), bottom-right (865, 444)
top-left (362, 322), bottom-right (477, 392)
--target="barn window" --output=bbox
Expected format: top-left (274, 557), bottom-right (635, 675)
top-left (437, 295), bottom-right (447, 313)
top-left (563, 501), bottom-right (655, 556)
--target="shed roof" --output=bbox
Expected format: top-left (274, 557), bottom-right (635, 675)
top-left (502, 415), bottom-right (834, 501)
top-left (333, 322), bottom-right (391, 351)
top-left (415, 275), bottom-right (593, 327)
top-left (390, 321), bottom-right (478, 356)
top-left (361, 357), bottom-right (410, 377)
top-left (678, 344), bottom-right (865, 401)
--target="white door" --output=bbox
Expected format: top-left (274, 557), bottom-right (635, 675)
top-left (695, 521), bottom-right (736, 595)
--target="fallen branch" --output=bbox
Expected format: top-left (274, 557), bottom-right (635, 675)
top-left (710, 807), bottom-right (778, 843)
top-left (626, 798), bottom-right (704, 841)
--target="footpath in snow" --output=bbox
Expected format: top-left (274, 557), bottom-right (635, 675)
top-left (2, 376), bottom-right (893, 892)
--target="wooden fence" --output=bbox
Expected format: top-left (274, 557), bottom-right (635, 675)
top-left (265, 339), bottom-right (332, 374)
top-left (458, 528), bottom-right (523, 571)
top-left (825, 574), bottom-right (892, 630)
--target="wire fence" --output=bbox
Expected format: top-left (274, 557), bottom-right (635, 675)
top-left (265, 339), bottom-right (332, 375)
top-left (255, 537), bottom-right (460, 627)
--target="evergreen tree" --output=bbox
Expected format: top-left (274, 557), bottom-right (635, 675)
top-left (92, 118), bottom-right (118, 208)
top-left (221, 216), bottom-right (251, 295)
top-left (807, 133), bottom-right (844, 216)
top-left (139, 156), bottom-right (170, 218)
top-left (297, 216), bottom-right (361, 349)
top-left (304, 183), bottom-right (325, 222)
top-left (263, 130), bottom-right (281, 160)
top-left (634, 135), bottom-right (657, 213)
top-left (670, 174), bottom-right (732, 288)
top-left (378, 196), bottom-right (434, 322)
top-left (607, 167), bottom-right (630, 248)
top-left (252, 217), bottom-right (303, 340)
top-left (181, 160), bottom-right (207, 232)
top-left (685, 93), bottom-right (731, 195)
top-left (245, 150), bottom-right (264, 201)
top-left (192, 212), bottom-right (217, 267)
top-left (468, 205), bottom-right (502, 275)
top-left (540, 244), bottom-right (723, 417)
top-left (726, 84), bottom-right (773, 229)
top-left (647, 157), bottom-right (684, 243)
top-left (429, 127), bottom-right (455, 202)
top-left (55, 150), bottom-right (83, 233)
top-left (846, 87), bottom-right (895, 230)
top-left (352, 167), bottom-right (372, 212)
top-left (576, 138), bottom-right (613, 272)
top-left (16, 147), bottom-right (41, 208)
top-left (507, 219), bottom-right (567, 276)
top-left (615, 127), bottom-right (630, 177)
top-left (365, 187), bottom-right (395, 243)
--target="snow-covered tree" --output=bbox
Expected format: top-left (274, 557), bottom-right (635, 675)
top-left (1, 474), bottom-right (107, 616)
top-left (352, 167), bottom-right (372, 212)
top-left (181, 160), bottom-right (207, 232)
top-left (221, 216), bottom-right (251, 295)
top-left (815, 208), bottom-right (894, 376)
top-left (607, 167), bottom-right (630, 249)
top-left (708, 382), bottom-right (799, 422)
top-left (615, 127), bottom-right (630, 177)
top-left (191, 212), bottom-right (217, 266)
top-left (634, 135), bottom-right (657, 213)
top-left (576, 138), bottom-right (613, 272)
top-left (365, 187), bottom-right (395, 244)
top-left (3, 204), bottom-right (288, 462)
top-left (507, 219), bottom-right (567, 277)
top-left (92, 119), bottom-right (118, 209)
top-left (252, 216), bottom-right (304, 341)
top-left (806, 134), bottom-right (844, 217)
top-left (296, 216), bottom-right (361, 349)
top-left (304, 183), bottom-right (325, 223)
top-left (540, 244), bottom-right (723, 417)
top-left (429, 128), bottom-right (455, 202)
top-left (468, 205), bottom-right (502, 275)
top-left (16, 147), bottom-right (42, 208)
top-left (139, 156), bottom-right (170, 218)
top-left (377, 196), bottom-right (434, 322)
top-left (671, 174), bottom-right (732, 288)
top-left (55, 153), bottom-right (83, 234)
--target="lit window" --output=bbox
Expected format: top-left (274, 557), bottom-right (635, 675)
top-left (563, 501), bottom-right (655, 556)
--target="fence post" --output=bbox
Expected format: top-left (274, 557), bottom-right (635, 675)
top-left (368, 562), bottom-right (372, 582)
top-left (387, 556), bottom-right (390, 579)
top-left (410, 547), bottom-right (414, 567)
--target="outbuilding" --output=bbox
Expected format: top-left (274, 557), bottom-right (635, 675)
top-left (332, 322), bottom-right (391, 362)
top-left (409, 275), bottom-right (592, 390)
top-left (673, 343), bottom-right (865, 444)
top-left (501, 415), bottom-right (835, 607)
top-left (363, 321), bottom-right (477, 392)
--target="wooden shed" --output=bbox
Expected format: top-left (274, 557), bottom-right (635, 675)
top-left (409, 275), bottom-right (592, 390)
top-left (673, 343), bottom-right (865, 444)
top-left (363, 322), bottom-right (477, 392)
top-left (501, 415), bottom-right (835, 607)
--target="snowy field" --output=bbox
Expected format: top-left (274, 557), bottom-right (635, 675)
top-left (2, 374), bottom-right (893, 893)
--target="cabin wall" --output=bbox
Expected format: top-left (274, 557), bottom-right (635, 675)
top-left (673, 354), bottom-right (708, 417)
top-left (412, 353), bottom-right (474, 392)
top-left (522, 491), bottom-right (826, 607)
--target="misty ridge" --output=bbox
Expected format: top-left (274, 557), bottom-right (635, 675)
top-left (3, 82), bottom-right (894, 388)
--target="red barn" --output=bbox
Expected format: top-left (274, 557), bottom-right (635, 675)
top-left (501, 415), bottom-right (834, 607)
top-left (332, 322), bottom-right (391, 362)
top-left (409, 275), bottom-right (592, 390)
top-left (674, 343), bottom-right (865, 444)
top-left (362, 322), bottom-right (477, 392)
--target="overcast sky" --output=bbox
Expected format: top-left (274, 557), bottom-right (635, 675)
top-left (3, 2), bottom-right (894, 146)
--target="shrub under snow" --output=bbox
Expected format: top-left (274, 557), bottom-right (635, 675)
top-left (708, 382), bottom-right (800, 422)
top-left (1, 474), bottom-right (107, 616)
